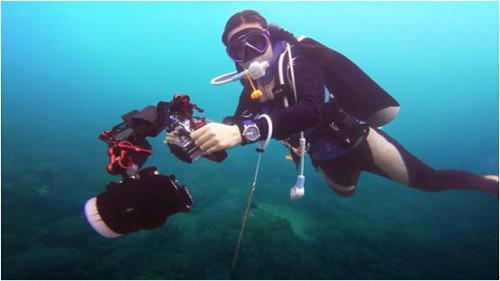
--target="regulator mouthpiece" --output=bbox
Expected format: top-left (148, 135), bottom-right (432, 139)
top-left (290, 175), bottom-right (305, 200)
top-left (247, 60), bottom-right (270, 80)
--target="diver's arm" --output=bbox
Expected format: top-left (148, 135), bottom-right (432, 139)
top-left (222, 84), bottom-right (258, 126)
top-left (191, 122), bottom-right (242, 155)
top-left (234, 86), bottom-right (249, 117)
top-left (254, 55), bottom-right (325, 139)
top-left (232, 84), bottom-right (256, 118)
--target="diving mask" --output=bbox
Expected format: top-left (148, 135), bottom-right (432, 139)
top-left (226, 28), bottom-right (271, 63)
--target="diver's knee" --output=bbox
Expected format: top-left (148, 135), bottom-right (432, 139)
top-left (369, 106), bottom-right (400, 128)
top-left (331, 185), bottom-right (357, 197)
top-left (322, 174), bottom-right (357, 197)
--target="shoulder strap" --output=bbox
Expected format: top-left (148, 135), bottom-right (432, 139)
top-left (278, 45), bottom-right (288, 87)
top-left (278, 46), bottom-right (290, 108)
top-left (277, 42), bottom-right (299, 108)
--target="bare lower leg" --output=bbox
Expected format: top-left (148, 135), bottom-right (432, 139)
top-left (365, 128), bottom-right (499, 197)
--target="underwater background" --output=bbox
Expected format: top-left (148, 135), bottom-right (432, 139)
top-left (2, 1), bottom-right (499, 279)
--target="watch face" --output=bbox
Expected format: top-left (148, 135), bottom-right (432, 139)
top-left (244, 126), bottom-right (260, 142)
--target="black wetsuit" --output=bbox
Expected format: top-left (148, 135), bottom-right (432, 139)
top-left (232, 44), bottom-right (498, 197)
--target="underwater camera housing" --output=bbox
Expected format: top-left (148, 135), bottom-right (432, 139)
top-left (85, 95), bottom-right (219, 238)
top-left (166, 115), bottom-right (227, 163)
top-left (166, 94), bottom-right (227, 163)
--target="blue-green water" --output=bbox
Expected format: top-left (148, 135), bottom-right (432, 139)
top-left (2, 2), bottom-right (499, 279)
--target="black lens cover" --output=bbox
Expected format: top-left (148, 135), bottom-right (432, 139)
top-left (95, 167), bottom-right (192, 235)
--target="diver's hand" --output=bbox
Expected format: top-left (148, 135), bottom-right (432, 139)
top-left (163, 131), bottom-right (179, 145)
top-left (191, 123), bottom-right (242, 154)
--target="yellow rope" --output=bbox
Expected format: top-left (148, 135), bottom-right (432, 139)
top-left (245, 71), bottom-right (262, 100)
top-left (245, 71), bottom-right (257, 91)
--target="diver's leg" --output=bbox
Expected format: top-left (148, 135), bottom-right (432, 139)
top-left (313, 147), bottom-right (365, 197)
top-left (367, 106), bottom-right (400, 128)
top-left (320, 167), bottom-right (359, 197)
top-left (363, 127), bottom-right (410, 184)
top-left (364, 127), bottom-right (499, 197)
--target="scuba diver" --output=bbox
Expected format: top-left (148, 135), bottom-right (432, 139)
top-left (165, 10), bottom-right (499, 197)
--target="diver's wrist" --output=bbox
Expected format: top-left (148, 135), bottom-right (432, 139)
top-left (235, 120), bottom-right (249, 145)
top-left (230, 125), bottom-right (243, 145)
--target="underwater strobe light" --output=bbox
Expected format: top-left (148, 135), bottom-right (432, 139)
top-left (84, 167), bottom-right (193, 238)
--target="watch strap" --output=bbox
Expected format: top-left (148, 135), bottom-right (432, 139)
top-left (236, 119), bottom-right (260, 145)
